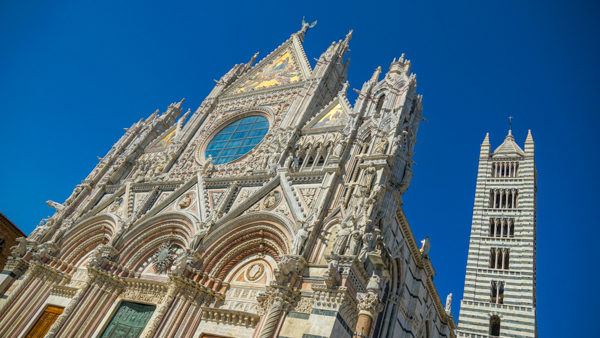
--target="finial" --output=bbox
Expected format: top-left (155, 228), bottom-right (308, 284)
top-left (298, 17), bottom-right (317, 40)
top-left (341, 81), bottom-right (349, 94)
top-left (345, 29), bottom-right (353, 43)
top-left (371, 66), bottom-right (382, 82)
top-left (247, 51), bottom-right (259, 66)
top-left (508, 115), bottom-right (513, 133)
top-left (173, 98), bottom-right (185, 109)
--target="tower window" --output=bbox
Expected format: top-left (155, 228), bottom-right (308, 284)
top-left (489, 189), bottom-right (519, 209)
top-left (489, 315), bottom-right (501, 336)
top-left (491, 161), bottom-right (519, 178)
top-left (489, 248), bottom-right (510, 270)
top-left (488, 218), bottom-right (515, 238)
top-left (490, 281), bottom-right (505, 304)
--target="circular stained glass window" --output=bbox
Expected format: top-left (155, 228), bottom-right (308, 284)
top-left (205, 115), bottom-right (269, 165)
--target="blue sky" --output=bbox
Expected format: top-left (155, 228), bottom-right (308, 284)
top-left (1, 1), bottom-right (598, 336)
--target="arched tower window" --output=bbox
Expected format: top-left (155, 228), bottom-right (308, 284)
top-left (489, 315), bottom-right (501, 336)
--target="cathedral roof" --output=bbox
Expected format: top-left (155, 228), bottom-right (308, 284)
top-left (492, 129), bottom-right (525, 158)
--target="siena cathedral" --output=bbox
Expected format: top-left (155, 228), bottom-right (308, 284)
top-left (0, 23), bottom-right (461, 338)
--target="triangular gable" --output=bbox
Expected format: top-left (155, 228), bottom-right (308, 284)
top-left (146, 126), bottom-right (177, 152)
top-left (493, 132), bottom-right (525, 158)
top-left (217, 176), bottom-right (303, 226)
top-left (305, 97), bottom-right (352, 131)
top-left (227, 36), bottom-right (311, 95)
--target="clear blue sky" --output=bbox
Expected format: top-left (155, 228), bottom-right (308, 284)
top-left (1, 1), bottom-right (597, 336)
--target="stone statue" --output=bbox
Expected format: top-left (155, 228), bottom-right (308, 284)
top-left (190, 227), bottom-right (209, 252)
top-left (172, 252), bottom-right (191, 275)
top-left (445, 293), bottom-right (453, 315)
top-left (46, 200), bottom-right (64, 211)
top-left (332, 226), bottom-right (352, 255)
top-left (366, 273), bottom-right (381, 293)
top-left (374, 136), bottom-right (389, 154)
top-left (332, 140), bottom-right (345, 158)
top-left (292, 225), bottom-right (309, 255)
top-left (10, 237), bottom-right (29, 258)
top-left (347, 229), bottom-right (362, 255)
top-left (178, 193), bottom-right (193, 209)
top-left (358, 232), bottom-right (375, 261)
top-left (284, 155), bottom-right (293, 169)
top-left (419, 237), bottom-right (430, 257)
top-left (202, 155), bottom-right (214, 176)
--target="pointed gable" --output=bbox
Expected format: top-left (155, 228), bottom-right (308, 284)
top-left (232, 48), bottom-right (304, 94)
top-left (305, 96), bottom-right (352, 131)
top-left (493, 130), bottom-right (525, 158)
top-left (225, 30), bottom-right (312, 96)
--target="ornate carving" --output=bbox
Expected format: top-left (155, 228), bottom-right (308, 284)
top-left (245, 262), bottom-right (265, 282)
top-left (177, 192), bottom-right (195, 209)
top-left (419, 237), bottom-right (430, 257)
top-left (332, 226), bottom-right (352, 255)
top-left (445, 293), bottom-right (452, 315)
top-left (261, 190), bottom-right (282, 210)
top-left (150, 243), bottom-right (180, 274)
top-left (356, 292), bottom-right (380, 314)
top-left (291, 223), bottom-right (309, 255)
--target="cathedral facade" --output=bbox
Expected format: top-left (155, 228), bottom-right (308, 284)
top-left (0, 24), bottom-right (455, 338)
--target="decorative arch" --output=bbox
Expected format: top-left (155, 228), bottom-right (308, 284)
top-left (59, 213), bottom-right (121, 266)
top-left (200, 214), bottom-right (292, 280)
top-left (115, 212), bottom-right (196, 270)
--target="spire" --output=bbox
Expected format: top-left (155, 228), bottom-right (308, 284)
top-left (482, 132), bottom-right (490, 146)
top-left (336, 29), bottom-right (353, 58)
top-left (493, 128), bottom-right (525, 158)
top-left (246, 51), bottom-right (259, 68)
top-left (480, 132), bottom-right (490, 158)
top-left (370, 66), bottom-right (382, 83)
top-left (525, 129), bottom-right (534, 154)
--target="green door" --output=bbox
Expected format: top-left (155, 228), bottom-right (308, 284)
top-left (100, 301), bottom-right (156, 338)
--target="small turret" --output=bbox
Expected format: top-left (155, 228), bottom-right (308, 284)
top-left (386, 53), bottom-right (411, 80)
top-left (524, 129), bottom-right (534, 156)
top-left (480, 132), bottom-right (490, 159)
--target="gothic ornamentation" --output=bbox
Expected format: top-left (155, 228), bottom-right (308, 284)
top-left (150, 243), bottom-right (180, 274)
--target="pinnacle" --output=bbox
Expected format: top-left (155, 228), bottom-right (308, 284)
top-left (526, 129), bottom-right (534, 142)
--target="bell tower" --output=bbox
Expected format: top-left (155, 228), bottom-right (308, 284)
top-left (457, 129), bottom-right (537, 337)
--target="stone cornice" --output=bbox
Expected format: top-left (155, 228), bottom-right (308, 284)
top-left (395, 209), bottom-right (456, 333)
top-left (200, 307), bottom-right (260, 327)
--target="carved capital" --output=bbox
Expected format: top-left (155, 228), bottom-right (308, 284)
top-left (356, 291), bottom-right (381, 316)
top-left (274, 254), bottom-right (306, 283)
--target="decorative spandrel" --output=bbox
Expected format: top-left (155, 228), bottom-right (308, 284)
top-left (100, 301), bottom-right (156, 338)
top-left (233, 49), bottom-right (302, 94)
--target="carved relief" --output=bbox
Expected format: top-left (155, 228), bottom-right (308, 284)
top-left (261, 190), bottom-right (282, 211)
top-left (245, 263), bottom-right (265, 282)
top-left (150, 243), bottom-right (181, 274)
top-left (177, 192), bottom-right (195, 210)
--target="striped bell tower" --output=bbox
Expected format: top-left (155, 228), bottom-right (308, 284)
top-left (457, 128), bottom-right (537, 337)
